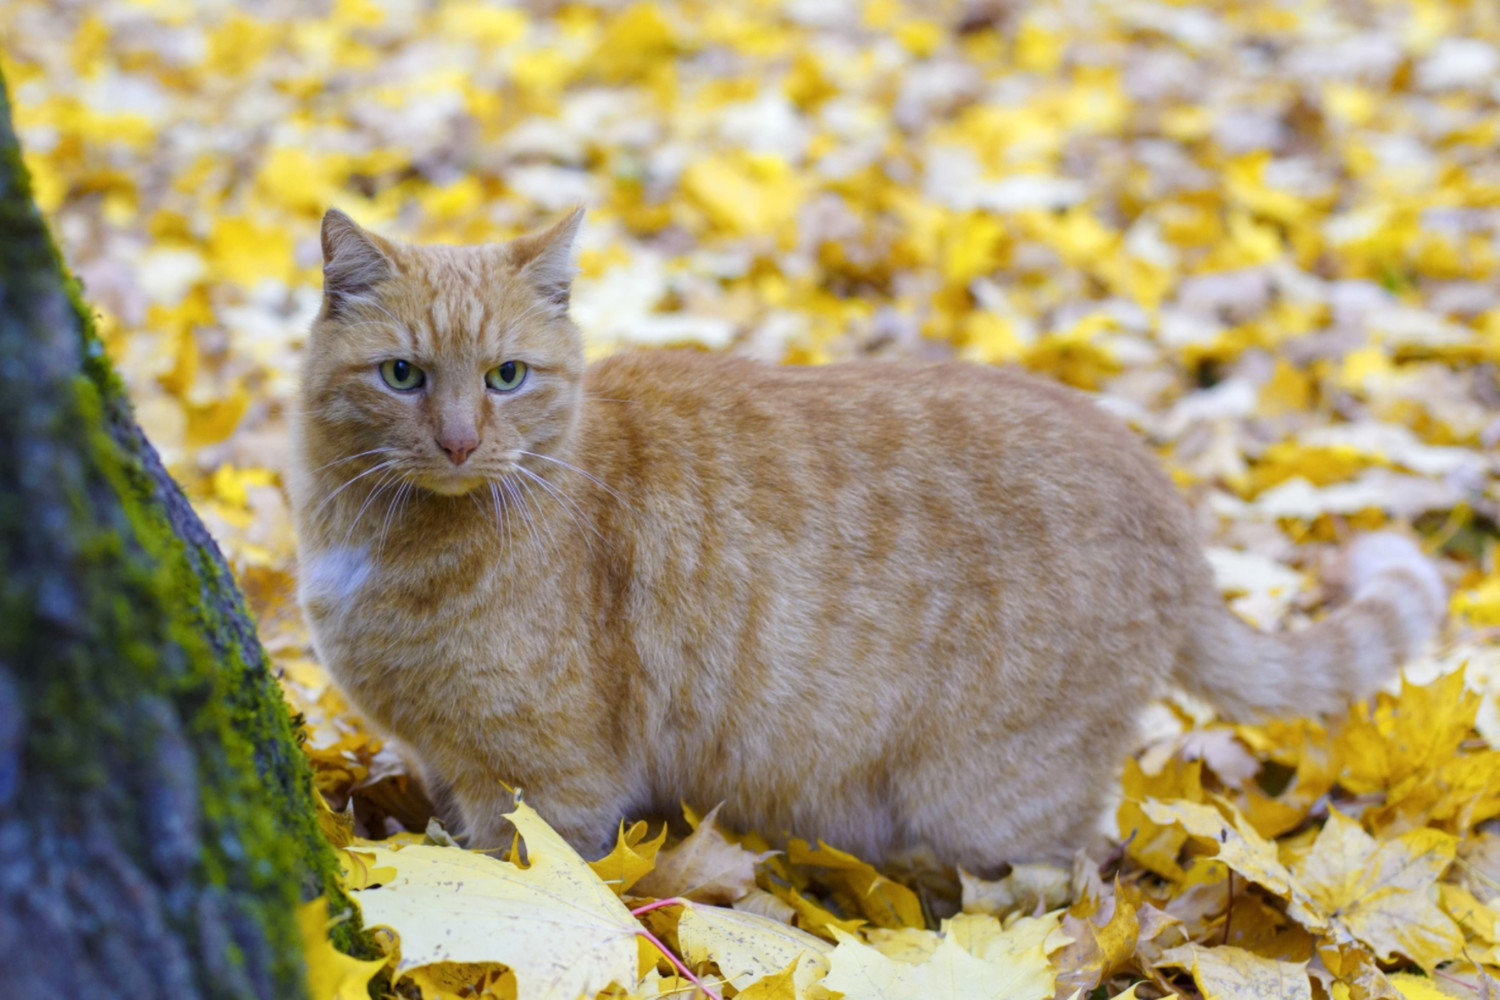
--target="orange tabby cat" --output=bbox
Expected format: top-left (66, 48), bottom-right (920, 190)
top-left (290, 208), bottom-right (1445, 868)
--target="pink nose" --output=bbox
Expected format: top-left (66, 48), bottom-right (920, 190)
top-left (438, 434), bottom-right (478, 465)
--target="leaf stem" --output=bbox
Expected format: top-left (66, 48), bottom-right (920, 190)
top-left (1222, 870), bottom-right (1235, 945)
top-left (634, 925), bottom-right (722, 1000)
top-left (632, 896), bottom-right (690, 917)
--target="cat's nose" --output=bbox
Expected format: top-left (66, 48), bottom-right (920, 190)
top-left (437, 433), bottom-right (479, 465)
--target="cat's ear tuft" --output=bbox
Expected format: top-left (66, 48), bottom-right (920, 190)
top-left (506, 207), bottom-right (584, 310)
top-left (321, 208), bottom-right (394, 314)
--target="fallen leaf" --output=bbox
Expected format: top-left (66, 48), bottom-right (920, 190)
top-left (1141, 797), bottom-right (1299, 903)
top-left (632, 804), bottom-right (772, 904)
top-left (676, 900), bottom-right (831, 997)
top-left (1290, 811), bottom-right (1463, 971)
top-left (298, 896), bottom-right (387, 1000)
top-left (821, 921), bottom-right (1055, 1000)
top-left (961, 863), bottom-right (1072, 917)
top-left (1050, 884), bottom-right (1139, 996)
top-left (788, 838), bottom-right (925, 929)
top-left (349, 802), bottom-right (641, 1000)
top-left (1158, 943), bottom-right (1313, 1000)
top-left (403, 963), bottom-right (517, 1000)
top-left (591, 819), bottom-right (668, 897)
top-left (734, 959), bottom-right (801, 1000)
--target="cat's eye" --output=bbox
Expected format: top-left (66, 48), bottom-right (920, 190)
top-left (380, 359), bottom-right (425, 391)
top-left (485, 360), bottom-right (528, 393)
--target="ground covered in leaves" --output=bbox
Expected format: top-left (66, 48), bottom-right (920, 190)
top-left (6, 0), bottom-right (1500, 997)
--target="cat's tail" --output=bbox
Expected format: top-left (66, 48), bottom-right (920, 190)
top-left (1175, 533), bottom-right (1446, 720)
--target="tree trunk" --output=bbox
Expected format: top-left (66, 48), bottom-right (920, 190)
top-left (0, 74), bottom-right (371, 997)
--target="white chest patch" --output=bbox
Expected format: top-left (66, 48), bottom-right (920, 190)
top-left (299, 545), bottom-right (374, 612)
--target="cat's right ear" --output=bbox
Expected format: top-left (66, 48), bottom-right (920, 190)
top-left (321, 208), bottom-right (394, 316)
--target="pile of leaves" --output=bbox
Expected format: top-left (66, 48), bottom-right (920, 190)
top-left (5, 0), bottom-right (1500, 996)
top-left (292, 665), bottom-right (1500, 999)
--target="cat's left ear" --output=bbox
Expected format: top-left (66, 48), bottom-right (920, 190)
top-left (505, 207), bottom-right (584, 310)
top-left (321, 208), bottom-right (396, 316)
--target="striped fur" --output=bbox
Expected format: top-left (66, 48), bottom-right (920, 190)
top-left (289, 212), bottom-right (1445, 868)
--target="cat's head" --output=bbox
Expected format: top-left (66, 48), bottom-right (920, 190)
top-left (302, 209), bottom-right (586, 497)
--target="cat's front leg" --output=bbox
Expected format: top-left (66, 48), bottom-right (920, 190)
top-left (454, 779), bottom-right (624, 861)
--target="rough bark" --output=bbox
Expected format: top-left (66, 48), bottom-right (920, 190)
top-left (0, 74), bottom-right (371, 997)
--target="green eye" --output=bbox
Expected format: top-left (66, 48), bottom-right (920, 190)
top-left (485, 360), bottom-right (528, 392)
top-left (379, 359), bottom-right (425, 390)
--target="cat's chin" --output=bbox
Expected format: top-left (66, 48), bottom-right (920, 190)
top-left (421, 474), bottom-right (485, 497)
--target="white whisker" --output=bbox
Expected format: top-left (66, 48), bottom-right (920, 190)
top-left (515, 464), bottom-right (604, 552)
top-left (498, 479), bottom-right (516, 551)
top-left (513, 470), bottom-right (564, 554)
top-left (341, 469), bottom-right (399, 548)
top-left (501, 476), bottom-right (544, 562)
top-left (309, 446), bottom-right (397, 475)
top-left (517, 450), bottom-right (632, 510)
top-left (377, 482), bottom-right (412, 557)
top-left (314, 460), bottom-right (399, 519)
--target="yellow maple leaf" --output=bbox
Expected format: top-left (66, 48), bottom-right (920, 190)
top-left (821, 914), bottom-right (1057, 1000)
top-left (1258, 358), bottom-right (1315, 415)
top-left (1158, 943), bottom-right (1313, 1000)
top-left (1050, 885), bottom-right (1139, 996)
top-left (338, 848), bottom-right (396, 891)
top-left (1439, 883), bottom-right (1500, 963)
top-left (763, 880), bottom-right (866, 940)
top-left (1119, 757), bottom-right (1205, 880)
top-left (1141, 797), bottom-right (1302, 905)
top-left (1290, 811), bottom-right (1463, 971)
top-left (676, 901), bottom-right (831, 997)
top-left (1337, 670), bottom-right (1477, 795)
top-left (590, 819), bottom-right (667, 897)
top-left (787, 838), bottom-right (924, 929)
top-left (681, 152), bottom-right (802, 239)
top-left (1455, 576), bottom-right (1500, 627)
top-left (298, 896), bottom-right (387, 1000)
top-left (1386, 971), bottom-right (1459, 1000)
top-left (348, 802), bottom-right (641, 1000)
top-left (402, 963), bottom-right (517, 1000)
top-left (734, 959), bottom-right (801, 1000)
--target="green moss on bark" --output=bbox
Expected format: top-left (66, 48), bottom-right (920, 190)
top-left (0, 68), bottom-right (374, 997)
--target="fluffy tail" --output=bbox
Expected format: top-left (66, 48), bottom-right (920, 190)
top-left (1176, 533), bottom-right (1446, 721)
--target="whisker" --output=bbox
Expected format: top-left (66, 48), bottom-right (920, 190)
top-left (342, 470), bottom-right (399, 548)
top-left (314, 460), bottom-right (399, 519)
top-left (517, 450), bottom-right (632, 510)
top-left (309, 446), bottom-right (397, 475)
top-left (486, 481), bottom-right (503, 548)
top-left (343, 470), bottom-right (393, 548)
top-left (492, 480), bottom-right (514, 554)
top-left (513, 470), bottom-right (564, 554)
top-left (502, 476), bottom-right (547, 563)
top-left (377, 482), bottom-right (412, 558)
top-left (515, 465), bottom-right (604, 551)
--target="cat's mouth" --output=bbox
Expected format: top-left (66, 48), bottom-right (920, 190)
top-left (420, 468), bottom-right (489, 497)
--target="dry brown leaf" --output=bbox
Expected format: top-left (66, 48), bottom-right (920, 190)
top-left (631, 804), bottom-right (773, 904)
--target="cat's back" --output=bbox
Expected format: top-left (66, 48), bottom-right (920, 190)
top-left (580, 350), bottom-right (1189, 540)
top-left (577, 349), bottom-right (1205, 670)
